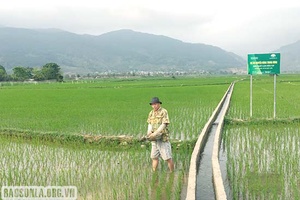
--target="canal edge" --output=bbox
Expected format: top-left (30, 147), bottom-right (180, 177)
top-left (212, 83), bottom-right (234, 200)
top-left (185, 83), bottom-right (234, 200)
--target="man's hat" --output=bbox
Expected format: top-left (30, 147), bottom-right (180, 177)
top-left (149, 97), bottom-right (162, 105)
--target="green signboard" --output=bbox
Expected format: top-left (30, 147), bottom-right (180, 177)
top-left (248, 53), bottom-right (280, 75)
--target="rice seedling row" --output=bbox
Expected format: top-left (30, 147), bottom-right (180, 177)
top-left (224, 74), bottom-right (300, 199)
top-left (224, 123), bottom-right (300, 199)
top-left (0, 136), bottom-right (191, 200)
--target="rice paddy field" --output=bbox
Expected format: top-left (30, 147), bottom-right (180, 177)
top-left (1, 74), bottom-right (299, 200)
top-left (224, 74), bottom-right (300, 199)
top-left (0, 76), bottom-right (236, 200)
top-left (0, 76), bottom-right (235, 139)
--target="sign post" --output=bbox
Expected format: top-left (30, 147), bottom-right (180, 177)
top-left (247, 53), bottom-right (280, 118)
top-left (274, 74), bottom-right (276, 118)
top-left (250, 75), bottom-right (252, 117)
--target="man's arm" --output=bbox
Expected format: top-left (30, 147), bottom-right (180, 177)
top-left (153, 123), bottom-right (167, 136)
top-left (146, 124), bottom-right (152, 136)
top-left (147, 123), bottom-right (167, 140)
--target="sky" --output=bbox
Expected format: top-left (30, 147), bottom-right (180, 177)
top-left (1, 0), bottom-right (300, 57)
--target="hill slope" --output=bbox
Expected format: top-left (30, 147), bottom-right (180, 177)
top-left (0, 27), bottom-right (246, 73)
top-left (276, 41), bottom-right (300, 72)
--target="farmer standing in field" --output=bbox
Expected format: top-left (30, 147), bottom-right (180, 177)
top-left (146, 97), bottom-right (174, 172)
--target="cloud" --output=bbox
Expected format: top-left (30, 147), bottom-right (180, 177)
top-left (118, 8), bottom-right (214, 40)
top-left (215, 7), bottom-right (300, 56)
top-left (0, 6), bottom-right (213, 40)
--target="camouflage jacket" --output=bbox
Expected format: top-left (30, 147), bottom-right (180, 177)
top-left (147, 107), bottom-right (170, 142)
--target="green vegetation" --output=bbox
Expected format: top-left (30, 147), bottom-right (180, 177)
top-left (224, 123), bottom-right (300, 199)
top-left (228, 74), bottom-right (300, 119)
top-left (2, 74), bottom-right (299, 199)
top-left (0, 76), bottom-right (236, 140)
top-left (0, 135), bottom-right (192, 200)
top-left (224, 74), bottom-right (300, 199)
top-left (0, 75), bottom-right (236, 200)
top-left (0, 65), bottom-right (7, 81)
top-left (0, 63), bottom-right (63, 82)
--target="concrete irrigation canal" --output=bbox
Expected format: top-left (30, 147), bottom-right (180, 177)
top-left (185, 82), bottom-right (234, 200)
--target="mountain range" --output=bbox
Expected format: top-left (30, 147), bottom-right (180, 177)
top-left (275, 41), bottom-right (300, 72)
top-left (0, 27), bottom-right (299, 74)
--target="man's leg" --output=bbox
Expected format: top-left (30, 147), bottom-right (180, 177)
top-left (152, 158), bottom-right (159, 171)
top-left (166, 158), bottom-right (174, 172)
top-left (151, 142), bottom-right (160, 171)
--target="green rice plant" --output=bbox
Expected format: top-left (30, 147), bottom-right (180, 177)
top-left (228, 74), bottom-right (300, 120)
top-left (0, 76), bottom-right (234, 140)
top-left (224, 122), bottom-right (300, 199)
top-left (224, 74), bottom-right (300, 199)
top-left (0, 75), bottom-right (251, 199)
top-left (0, 135), bottom-right (192, 200)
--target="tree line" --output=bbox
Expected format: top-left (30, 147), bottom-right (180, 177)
top-left (0, 63), bottom-right (63, 82)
